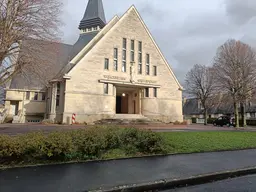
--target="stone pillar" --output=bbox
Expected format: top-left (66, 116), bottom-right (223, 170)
top-left (45, 87), bottom-right (51, 119)
top-left (113, 85), bottom-right (117, 114)
top-left (113, 84), bottom-right (116, 96)
top-left (139, 89), bottom-right (142, 115)
top-left (59, 82), bottom-right (65, 113)
top-left (49, 83), bottom-right (57, 121)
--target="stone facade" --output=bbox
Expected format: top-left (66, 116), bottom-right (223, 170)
top-left (61, 6), bottom-right (183, 124)
top-left (3, 4), bottom-right (183, 124)
top-left (4, 89), bottom-right (46, 123)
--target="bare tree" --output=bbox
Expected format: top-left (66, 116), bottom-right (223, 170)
top-left (213, 39), bottom-right (256, 128)
top-left (0, 0), bottom-right (63, 86)
top-left (185, 64), bottom-right (215, 125)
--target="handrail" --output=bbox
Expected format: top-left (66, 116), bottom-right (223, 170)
top-left (17, 110), bottom-right (23, 123)
top-left (12, 109), bottom-right (23, 124)
top-left (0, 108), bottom-right (8, 123)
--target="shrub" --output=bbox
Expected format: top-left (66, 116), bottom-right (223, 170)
top-left (45, 132), bottom-right (75, 160)
top-left (18, 132), bottom-right (47, 160)
top-left (119, 128), bottom-right (168, 154)
top-left (0, 126), bottom-right (169, 165)
top-left (246, 120), bottom-right (256, 126)
top-left (238, 119), bottom-right (256, 126)
top-left (0, 135), bottom-right (18, 162)
top-left (71, 128), bottom-right (108, 159)
top-left (135, 129), bottom-right (168, 154)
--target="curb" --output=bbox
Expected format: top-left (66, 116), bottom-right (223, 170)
top-left (2, 149), bottom-right (256, 170)
top-left (87, 166), bottom-right (256, 192)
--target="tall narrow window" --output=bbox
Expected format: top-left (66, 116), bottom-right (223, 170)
top-left (56, 82), bottom-right (60, 107)
top-left (56, 95), bottom-right (60, 107)
top-left (114, 48), bottom-right (118, 71)
top-left (153, 88), bottom-right (157, 97)
top-left (104, 83), bottom-right (109, 94)
top-left (146, 54), bottom-right (150, 75)
top-left (122, 49), bottom-right (126, 72)
top-left (139, 41), bottom-right (142, 52)
top-left (131, 40), bottom-right (135, 62)
top-left (104, 58), bottom-right (109, 70)
top-left (26, 91), bottom-right (30, 100)
top-left (34, 92), bottom-right (38, 101)
top-left (122, 61), bottom-right (126, 72)
top-left (153, 66), bottom-right (157, 76)
top-left (138, 41), bottom-right (142, 74)
top-left (145, 88), bottom-right (149, 98)
top-left (123, 38), bottom-right (127, 49)
top-left (122, 38), bottom-right (127, 72)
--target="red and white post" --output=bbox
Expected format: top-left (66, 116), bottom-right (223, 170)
top-left (72, 113), bottom-right (76, 125)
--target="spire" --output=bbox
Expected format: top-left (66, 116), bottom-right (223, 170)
top-left (79, 0), bottom-right (106, 30)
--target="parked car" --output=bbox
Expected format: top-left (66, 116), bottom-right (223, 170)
top-left (213, 116), bottom-right (235, 127)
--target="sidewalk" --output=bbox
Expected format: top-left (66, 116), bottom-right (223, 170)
top-left (1, 149), bottom-right (256, 192)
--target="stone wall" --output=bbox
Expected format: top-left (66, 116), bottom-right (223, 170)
top-left (5, 90), bottom-right (46, 117)
top-left (63, 6), bottom-right (183, 123)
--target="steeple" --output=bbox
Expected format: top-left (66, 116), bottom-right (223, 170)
top-left (79, 0), bottom-right (106, 32)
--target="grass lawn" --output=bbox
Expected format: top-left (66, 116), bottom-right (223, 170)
top-left (1, 128), bottom-right (256, 168)
top-left (161, 131), bottom-right (256, 154)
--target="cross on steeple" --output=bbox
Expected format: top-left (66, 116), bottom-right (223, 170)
top-left (79, 0), bottom-right (106, 32)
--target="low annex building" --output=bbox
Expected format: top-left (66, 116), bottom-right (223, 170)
top-left (4, 0), bottom-right (183, 124)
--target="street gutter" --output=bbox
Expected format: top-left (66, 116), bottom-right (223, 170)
top-left (87, 166), bottom-right (256, 192)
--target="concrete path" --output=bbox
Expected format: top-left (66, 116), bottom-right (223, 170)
top-left (1, 149), bottom-right (256, 192)
top-left (166, 174), bottom-right (256, 192)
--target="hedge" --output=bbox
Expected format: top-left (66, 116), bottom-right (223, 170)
top-left (239, 119), bottom-right (256, 126)
top-left (0, 126), bottom-right (168, 165)
top-left (191, 117), bottom-right (256, 126)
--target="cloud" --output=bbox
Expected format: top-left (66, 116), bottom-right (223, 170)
top-left (225, 0), bottom-right (256, 25)
top-left (60, 0), bottom-right (256, 85)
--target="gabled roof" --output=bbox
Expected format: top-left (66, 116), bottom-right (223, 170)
top-left (70, 31), bottom-right (98, 60)
top-left (8, 1), bottom-right (107, 91)
top-left (79, 0), bottom-right (106, 30)
top-left (66, 6), bottom-right (183, 90)
top-left (128, 6), bottom-right (183, 90)
top-left (9, 40), bottom-right (72, 90)
top-left (9, 4), bottom-right (183, 92)
top-left (183, 98), bottom-right (202, 115)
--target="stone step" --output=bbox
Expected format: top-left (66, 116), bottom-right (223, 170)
top-left (113, 114), bottom-right (147, 120)
top-left (93, 114), bottom-right (163, 125)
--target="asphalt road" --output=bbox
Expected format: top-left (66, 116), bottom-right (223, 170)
top-left (166, 174), bottom-right (256, 192)
top-left (1, 150), bottom-right (256, 192)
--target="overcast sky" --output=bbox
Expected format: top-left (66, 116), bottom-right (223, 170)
top-left (60, 0), bottom-right (256, 85)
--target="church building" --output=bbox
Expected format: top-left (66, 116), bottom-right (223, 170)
top-left (3, 0), bottom-right (183, 124)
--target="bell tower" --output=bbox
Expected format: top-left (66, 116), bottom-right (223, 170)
top-left (69, 0), bottom-right (107, 59)
top-left (79, 0), bottom-right (106, 33)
